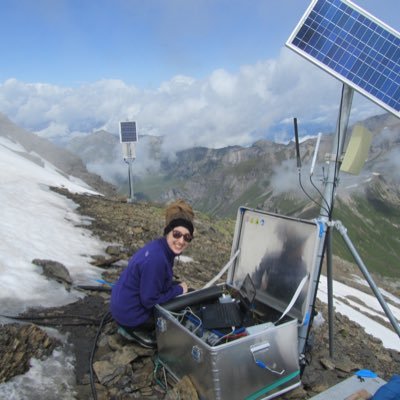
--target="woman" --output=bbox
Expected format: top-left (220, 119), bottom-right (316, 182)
top-left (110, 199), bottom-right (194, 346)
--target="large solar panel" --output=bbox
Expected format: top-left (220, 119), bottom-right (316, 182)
top-left (119, 121), bottom-right (138, 143)
top-left (286, 0), bottom-right (400, 118)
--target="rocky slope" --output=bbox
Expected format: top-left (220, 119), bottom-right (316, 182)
top-left (1, 189), bottom-right (399, 399)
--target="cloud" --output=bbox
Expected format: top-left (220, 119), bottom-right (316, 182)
top-left (369, 126), bottom-right (400, 185)
top-left (0, 50), bottom-right (385, 156)
top-left (270, 158), bottom-right (300, 195)
top-left (86, 137), bottom-right (163, 185)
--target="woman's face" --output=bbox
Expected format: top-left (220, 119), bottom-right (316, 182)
top-left (166, 226), bottom-right (192, 255)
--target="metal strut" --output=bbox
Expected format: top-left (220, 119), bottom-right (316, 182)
top-left (333, 220), bottom-right (400, 338)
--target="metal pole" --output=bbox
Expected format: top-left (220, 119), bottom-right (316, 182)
top-left (315, 84), bottom-right (400, 351)
top-left (298, 219), bottom-right (327, 357)
top-left (122, 142), bottom-right (136, 204)
top-left (334, 220), bottom-right (400, 338)
top-left (301, 84), bottom-right (354, 357)
top-left (326, 227), bottom-right (334, 358)
top-left (319, 84), bottom-right (353, 358)
top-left (128, 159), bottom-right (134, 203)
top-left (320, 84), bottom-right (354, 220)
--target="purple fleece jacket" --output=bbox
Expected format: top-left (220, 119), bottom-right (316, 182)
top-left (110, 237), bottom-right (183, 328)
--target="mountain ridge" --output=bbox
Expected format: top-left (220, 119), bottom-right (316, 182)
top-left (0, 113), bottom-right (116, 196)
top-left (51, 112), bottom-right (400, 217)
top-left (1, 111), bottom-right (399, 279)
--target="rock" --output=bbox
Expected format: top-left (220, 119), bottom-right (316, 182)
top-left (93, 360), bottom-right (127, 386)
top-left (32, 258), bottom-right (72, 286)
top-left (165, 375), bottom-right (199, 400)
top-left (0, 323), bottom-right (59, 383)
top-left (310, 383), bottom-right (331, 394)
top-left (107, 334), bottom-right (121, 351)
top-left (320, 357), bottom-right (336, 370)
top-left (90, 255), bottom-right (121, 267)
top-left (93, 346), bottom-right (139, 386)
top-left (131, 358), bottom-right (154, 390)
top-left (111, 345), bottom-right (140, 365)
top-left (389, 349), bottom-right (400, 363)
top-left (376, 352), bottom-right (393, 364)
top-left (105, 245), bottom-right (122, 256)
top-left (336, 357), bottom-right (359, 373)
top-left (282, 386), bottom-right (308, 399)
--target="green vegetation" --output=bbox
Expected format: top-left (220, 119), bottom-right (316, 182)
top-left (332, 197), bottom-right (400, 279)
top-left (134, 175), bottom-right (181, 199)
top-left (223, 157), bottom-right (264, 176)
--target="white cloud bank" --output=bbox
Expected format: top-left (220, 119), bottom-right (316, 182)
top-left (0, 50), bottom-right (384, 154)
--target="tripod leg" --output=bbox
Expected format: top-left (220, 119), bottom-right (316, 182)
top-left (326, 227), bottom-right (334, 357)
top-left (334, 220), bottom-right (400, 338)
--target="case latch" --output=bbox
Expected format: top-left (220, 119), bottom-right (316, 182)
top-left (250, 343), bottom-right (285, 375)
top-left (191, 345), bottom-right (203, 363)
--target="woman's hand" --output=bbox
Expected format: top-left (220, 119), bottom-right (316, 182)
top-left (179, 282), bottom-right (188, 294)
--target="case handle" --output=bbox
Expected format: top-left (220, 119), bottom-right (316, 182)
top-left (250, 343), bottom-right (285, 375)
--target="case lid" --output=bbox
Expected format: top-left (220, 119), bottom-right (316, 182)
top-left (228, 207), bottom-right (322, 322)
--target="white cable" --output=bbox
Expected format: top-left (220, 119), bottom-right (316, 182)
top-left (202, 249), bottom-right (240, 289)
top-left (276, 274), bottom-right (309, 323)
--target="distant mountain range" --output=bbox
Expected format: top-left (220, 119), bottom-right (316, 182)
top-left (1, 111), bottom-right (399, 279)
top-left (61, 113), bottom-right (399, 212)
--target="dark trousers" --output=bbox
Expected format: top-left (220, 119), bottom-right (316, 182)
top-left (120, 314), bottom-right (155, 335)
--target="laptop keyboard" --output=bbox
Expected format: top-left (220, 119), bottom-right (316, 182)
top-left (201, 302), bottom-right (242, 329)
top-left (218, 304), bottom-right (242, 326)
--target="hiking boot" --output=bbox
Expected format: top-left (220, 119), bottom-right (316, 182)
top-left (117, 326), bottom-right (157, 349)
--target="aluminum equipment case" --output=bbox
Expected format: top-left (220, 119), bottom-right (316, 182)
top-left (155, 207), bottom-right (322, 400)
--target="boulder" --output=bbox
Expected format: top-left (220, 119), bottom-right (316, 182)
top-left (32, 258), bottom-right (72, 287)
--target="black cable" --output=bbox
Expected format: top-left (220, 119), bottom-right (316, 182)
top-left (309, 174), bottom-right (331, 215)
top-left (76, 285), bottom-right (112, 292)
top-left (89, 311), bottom-right (112, 400)
top-left (298, 171), bottom-right (330, 215)
top-left (293, 117), bottom-right (331, 216)
top-left (0, 313), bottom-right (101, 324)
top-left (30, 321), bottom-right (102, 327)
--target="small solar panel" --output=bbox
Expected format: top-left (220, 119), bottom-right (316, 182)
top-left (286, 0), bottom-right (400, 118)
top-left (119, 121), bottom-right (138, 143)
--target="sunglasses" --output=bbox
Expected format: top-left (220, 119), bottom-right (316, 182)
top-left (172, 230), bottom-right (193, 243)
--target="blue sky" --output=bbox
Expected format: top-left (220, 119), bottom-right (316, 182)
top-left (1, 0), bottom-right (398, 87)
top-left (0, 0), bottom-right (399, 150)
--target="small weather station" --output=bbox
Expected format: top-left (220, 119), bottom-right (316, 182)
top-left (119, 121), bottom-right (138, 203)
top-left (286, 0), bottom-right (400, 356)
